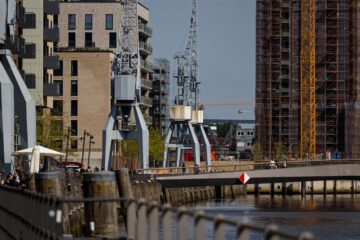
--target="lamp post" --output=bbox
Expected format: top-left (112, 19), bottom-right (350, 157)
top-left (65, 127), bottom-right (71, 163)
top-left (80, 130), bottom-right (87, 167)
top-left (87, 133), bottom-right (94, 168)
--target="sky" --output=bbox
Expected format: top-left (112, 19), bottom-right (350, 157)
top-left (141, 0), bottom-right (256, 120)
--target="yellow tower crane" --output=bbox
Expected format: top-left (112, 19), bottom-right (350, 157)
top-left (300, 0), bottom-right (316, 159)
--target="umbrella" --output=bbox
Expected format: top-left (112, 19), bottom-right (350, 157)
top-left (13, 145), bottom-right (65, 157)
top-left (29, 145), bottom-right (40, 173)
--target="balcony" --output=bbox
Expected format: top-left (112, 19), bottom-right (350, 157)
top-left (140, 60), bottom-right (153, 72)
top-left (43, 55), bottom-right (59, 69)
top-left (139, 42), bottom-right (152, 55)
top-left (43, 83), bottom-right (60, 96)
top-left (44, 27), bottom-right (59, 42)
top-left (24, 74), bottom-right (36, 89)
top-left (44, 0), bottom-right (59, 14)
top-left (141, 78), bottom-right (153, 90)
top-left (23, 43), bottom-right (36, 59)
top-left (138, 23), bottom-right (152, 37)
top-left (23, 13), bottom-right (36, 29)
top-left (5, 36), bottom-right (25, 57)
top-left (140, 96), bottom-right (153, 107)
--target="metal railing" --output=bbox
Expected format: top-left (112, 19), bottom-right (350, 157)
top-left (136, 159), bottom-right (360, 175)
top-left (138, 23), bottom-right (153, 36)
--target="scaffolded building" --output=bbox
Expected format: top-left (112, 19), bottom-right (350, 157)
top-left (255, 0), bottom-right (359, 158)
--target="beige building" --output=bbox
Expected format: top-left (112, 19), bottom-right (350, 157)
top-left (54, 1), bottom-right (153, 165)
top-left (23, 0), bottom-right (59, 108)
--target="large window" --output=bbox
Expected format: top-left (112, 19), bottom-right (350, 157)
top-left (106, 14), bottom-right (113, 30)
top-left (71, 60), bottom-right (78, 76)
top-left (71, 100), bottom-right (78, 116)
top-left (85, 14), bottom-right (92, 30)
top-left (51, 100), bottom-right (63, 116)
top-left (54, 60), bottom-right (63, 76)
top-left (54, 80), bottom-right (63, 96)
top-left (68, 32), bottom-right (76, 48)
top-left (109, 32), bottom-right (116, 48)
top-left (85, 32), bottom-right (92, 48)
top-left (71, 120), bottom-right (78, 136)
top-left (71, 80), bottom-right (78, 96)
top-left (68, 14), bottom-right (76, 30)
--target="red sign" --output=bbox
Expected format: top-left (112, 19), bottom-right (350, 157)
top-left (239, 172), bottom-right (250, 184)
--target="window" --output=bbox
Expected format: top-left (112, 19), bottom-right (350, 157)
top-left (51, 100), bottom-right (63, 116)
top-left (241, 131), bottom-right (244, 136)
top-left (68, 32), bottom-right (76, 48)
top-left (85, 14), bottom-right (92, 30)
top-left (85, 32), bottom-right (92, 48)
top-left (109, 32), bottom-right (116, 48)
top-left (71, 120), bottom-right (78, 136)
top-left (247, 142), bottom-right (251, 146)
top-left (54, 60), bottom-right (63, 76)
top-left (247, 132), bottom-right (250, 136)
top-left (71, 100), bottom-right (78, 116)
top-left (71, 80), bottom-right (78, 96)
top-left (54, 80), bottom-right (63, 96)
top-left (71, 60), bottom-right (78, 76)
top-left (68, 14), bottom-right (76, 30)
top-left (106, 14), bottom-right (113, 30)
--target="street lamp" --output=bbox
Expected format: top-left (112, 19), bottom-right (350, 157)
top-left (86, 133), bottom-right (95, 168)
top-left (80, 130), bottom-right (87, 167)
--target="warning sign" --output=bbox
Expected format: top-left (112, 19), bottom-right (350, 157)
top-left (239, 172), bottom-right (250, 184)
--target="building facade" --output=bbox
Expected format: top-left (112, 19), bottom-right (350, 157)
top-left (150, 58), bottom-right (170, 135)
top-left (255, 0), bottom-right (358, 158)
top-left (54, 1), bottom-right (152, 164)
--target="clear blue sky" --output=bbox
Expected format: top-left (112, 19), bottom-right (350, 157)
top-left (141, 0), bottom-right (256, 120)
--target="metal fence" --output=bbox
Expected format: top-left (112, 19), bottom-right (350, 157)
top-left (0, 186), bottom-right (315, 240)
top-left (136, 159), bottom-right (360, 176)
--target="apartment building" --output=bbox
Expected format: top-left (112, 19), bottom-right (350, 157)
top-left (54, 1), bottom-right (152, 163)
top-left (22, 0), bottom-right (60, 108)
top-left (255, 0), bottom-right (358, 158)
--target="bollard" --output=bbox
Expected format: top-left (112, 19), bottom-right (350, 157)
top-left (82, 172), bottom-right (119, 238)
top-left (35, 171), bottom-right (64, 197)
top-left (115, 169), bottom-right (134, 198)
top-left (24, 173), bottom-right (36, 191)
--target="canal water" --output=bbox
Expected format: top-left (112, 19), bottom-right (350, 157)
top-left (187, 195), bottom-right (360, 240)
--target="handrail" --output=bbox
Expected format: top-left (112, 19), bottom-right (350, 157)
top-left (136, 159), bottom-right (360, 175)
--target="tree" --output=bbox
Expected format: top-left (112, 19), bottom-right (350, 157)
top-left (36, 112), bottom-right (64, 151)
top-left (149, 127), bottom-right (165, 167)
top-left (273, 142), bottom-right (286, 161)
top-left (251, 141), bottom-right (262, 161)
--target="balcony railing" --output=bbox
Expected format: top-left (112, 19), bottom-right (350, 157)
top-left (139, 42), bottom-right (153, 55)
top-left (44, 27), bottom-right (59, 42)
top-left (43, 55), bottom-right (59, 69)
top-left (140, 96), bottom-right (153, 107)
top-left (141, 78), bottom-right (153, 90)
top-left (140, 60), bottom-right (154, 72)
top-left (138, 23), bottom-right (152, 37)
top-left (43, 83), bottom-right (60, 96)
top-left (23, 43), bottom-right (36, 59)
top-left (44, 0), bottom-right (59, 14)
top-left (23, 13), bottom-right (36, 29)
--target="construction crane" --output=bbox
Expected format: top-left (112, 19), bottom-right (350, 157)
top-left (102, 0), bottom-right (149, 170)
top-left (300, 0), bottom-right (316, 159)
top-left (163, 0), bottom-right (211, 169)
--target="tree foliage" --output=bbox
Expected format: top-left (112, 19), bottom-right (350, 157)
top-left (36, 113), bottom-right (64, 151)
top-left (149, 127), bottom-right (165, 166)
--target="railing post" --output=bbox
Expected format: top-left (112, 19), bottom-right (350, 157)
top-left (194, 211), bottom-right (205, 240)
top-left (236, 218), bottom-right (250, 240)
top-left (149, 202), bottom-right (159, 240)
top-left (298, 231), bottom-right (314, 240)
top-left (137, 199), bottom-right (147, 240)
top-left (177, 207), bottom-right (188, 240)
top-left (214, 215), bottom-right (225, 240)
top-left (162, 204), bottom-right (172, 240)
top-left (265, 225), bottom-right (280, 240)
top-left (127, 200), bottom-right (137, 240)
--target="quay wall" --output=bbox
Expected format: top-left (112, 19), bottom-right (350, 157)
top-left (131, 181), bottom-right (246, 205)
top-left (247, 180), bottom-right (360, 195)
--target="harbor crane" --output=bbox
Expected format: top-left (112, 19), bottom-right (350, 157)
top-left (102, 0), bottom-right (149, 170)
top-left (163, 0), bottom-right (211, 169)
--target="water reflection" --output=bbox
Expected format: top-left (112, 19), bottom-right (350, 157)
top-left (187, 195), bottom-right (360, 240)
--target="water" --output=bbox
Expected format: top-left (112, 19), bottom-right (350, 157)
top-left (186, 195), bottom-right (360, 240)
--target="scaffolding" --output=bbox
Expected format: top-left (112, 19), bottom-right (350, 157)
top-left (255, 0), bottom-right (355, 159)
